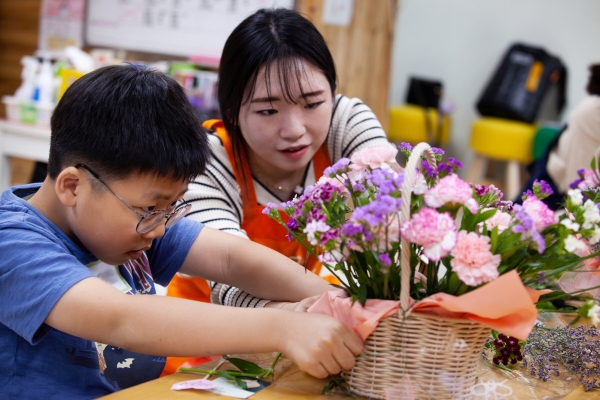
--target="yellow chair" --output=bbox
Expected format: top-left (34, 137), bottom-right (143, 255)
top-left (387, 104), bottom-right (450, 146)
top-left (468, 117), bottom-right (536, 201)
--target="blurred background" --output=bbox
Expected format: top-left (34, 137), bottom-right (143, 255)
top-left (1, 0), bottom-right (599, 199)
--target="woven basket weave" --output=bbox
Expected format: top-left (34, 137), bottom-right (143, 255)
top-left (342, 143), bottom-right (491, 399)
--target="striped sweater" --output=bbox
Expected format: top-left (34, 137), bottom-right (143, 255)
top-left (181, 94), bottom-right (390, 307)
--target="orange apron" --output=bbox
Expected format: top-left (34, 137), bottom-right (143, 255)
top-left (163, 120), bottom-right (332, 375)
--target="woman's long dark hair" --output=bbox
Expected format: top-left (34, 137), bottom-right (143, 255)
top-left (587, 64), bottom-right (600, 95)
top-left (217, 8), bottom-right (337, 204)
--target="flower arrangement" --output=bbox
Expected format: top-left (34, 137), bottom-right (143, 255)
top-left (264, 143), bottom-right (600, 307)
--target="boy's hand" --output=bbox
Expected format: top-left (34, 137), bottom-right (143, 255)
top-left (265, 294), bottom-right (322, 312)
top-left (278, 312), bottom-right (363, 379)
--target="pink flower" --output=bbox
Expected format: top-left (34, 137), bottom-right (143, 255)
top-left (482, 208), bottom-right (512, 233)
top-left (424, 174), bottom-right (478, 214)
top-left (401, 208), bottom-right (457, 261)
top-left (450, 231), bottom-right (501, 286)
top-left (522, 197), bottom-right (556, 231)
top-left (578, 170), bottom-right (600, 191)
top-left (348, 145), bottom-right (402, 181)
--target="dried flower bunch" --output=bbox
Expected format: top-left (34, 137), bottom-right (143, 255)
top-left (264, 143), bottom-right (600, 305)
top-left (523, 323), bottom-right (600, 391)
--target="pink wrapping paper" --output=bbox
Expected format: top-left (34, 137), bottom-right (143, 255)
top-left (308, 270), bottom-right (543, 340)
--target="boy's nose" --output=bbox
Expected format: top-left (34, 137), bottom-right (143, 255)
top-left (142, 221), bottom-right (166, 239)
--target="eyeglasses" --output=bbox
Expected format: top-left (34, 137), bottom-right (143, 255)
top-left (75, 164), bottom-right (191, 234)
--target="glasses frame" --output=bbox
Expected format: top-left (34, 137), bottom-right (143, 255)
top-left (75, 164), bottom-right (191, 234)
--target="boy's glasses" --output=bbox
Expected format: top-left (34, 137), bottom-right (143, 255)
top-left (75, 164), bottom-right (191, 234)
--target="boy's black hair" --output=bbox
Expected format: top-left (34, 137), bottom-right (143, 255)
top-left (217, 7), bottom-right (337, 204)
top-left (48, 64), bottom-right (209, 182)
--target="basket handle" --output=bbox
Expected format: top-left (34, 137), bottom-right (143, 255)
top-left (399, 142), bottom-right (437, 312)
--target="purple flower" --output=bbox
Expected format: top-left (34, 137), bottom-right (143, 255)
top-left (286, 218), bottom-right (300, 231)
top-left (341, 223), bottom-right (364, 236)
top-left (512, 204), bottom-right (546, 253)
top-left (398, 142), bottom-right (413, 151)
top-left (533, 179), bottom-right (554, 200)
top-left (352, 183), bottom-right (365, 192)
top-left (262, 202), bottom-right (279, 215)
top-left (475, 184), bottom-right (489, 196)
top-left (436, 163), bottom-right (453, 176)
top-left (324, 158), bottom-right (350, 177)
top-left (570, 178), bottom-right (584, 189)
top-left (448, 157), bottom-right (463, 170)
top-left (432, 147), bottom-right (445, 156)
top-left (379, 253), bottom-right (392, 267)
top-left (577, 168), bottom-right (586, 176)
top-left (421, 160), bottom-right (438, 178)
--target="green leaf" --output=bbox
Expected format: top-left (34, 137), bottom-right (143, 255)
top-left (223, 356), bottom-right (266, 375)
top-left (234, 377), bottom-right (248, 390)
top-left (358, 284), bottom-right (368, 306)
top-left (592, 156), bottom-right (597, 172)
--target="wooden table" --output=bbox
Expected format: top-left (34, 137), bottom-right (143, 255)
top-left (99, 351), bottom-right (600, 400)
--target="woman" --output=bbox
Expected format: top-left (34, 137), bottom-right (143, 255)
top-left (163, 6), bottom-right (391, 375)
top-left (167, 8), bottom-right (390, 309)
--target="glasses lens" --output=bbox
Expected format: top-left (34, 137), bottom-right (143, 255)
top-left (165, 203), bottom-right (191, 228)
top-left (137, 211), bottom-right (166, 234)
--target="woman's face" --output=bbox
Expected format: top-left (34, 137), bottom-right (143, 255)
top-left (238, 59), bottom-right (333, 175)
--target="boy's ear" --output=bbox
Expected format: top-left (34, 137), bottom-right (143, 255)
top-left (55, 167), bottom-right (84, 207)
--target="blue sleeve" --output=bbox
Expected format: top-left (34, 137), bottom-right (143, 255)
top-left (0, 225), bottom-right (95, 344)
top-left (146, 218), bottom-right (203, 286)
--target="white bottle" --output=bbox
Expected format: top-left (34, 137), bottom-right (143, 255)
top-left (14, 56), bottom-right (39, 101)
top-left (34, 58), bottom-right (56, 105)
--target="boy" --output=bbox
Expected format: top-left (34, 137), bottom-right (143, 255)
top-left (0, 65), bottom-right (362, 399)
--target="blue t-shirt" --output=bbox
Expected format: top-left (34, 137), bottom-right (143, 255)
top-left (0, 184), bottom-right (203, 399)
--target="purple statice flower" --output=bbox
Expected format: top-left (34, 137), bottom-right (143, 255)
top-left (512, 204), bottom-right (546, 253)
top-left (532, 179), bottom-right (554, 200)
top-left (262, 202), bottom-right (279, 215)
top-left (570, 178), bottom-right (584, 189)
top-left (448, 157), bottom-right (463, 170)
top-left (379, 253), bottom-right (392, 267)
top-left (351, 195), bottom-right (402, 226)
top-left (286, 218), bottom-right (300, 231)
top-left (352, 183), bottom-right (365, 192)
top-left (324, 158), bottom-right (350, 177)
top-left (398, 142), bottom-right (413, 152)
top-left (420, 159), bottom-right (438, 179)
top-left (521, 189), bottom-right (535, 201)
top-left (367, 169), bottom-right (404, 195)
top-left (436, 163), bottom-right (454, 177)
top-left (341, 223), bottom-right (364, 237)
top-left (577, 168), bottom-right (586, 176)
top-left (431, 147), bottom-right (445, 156)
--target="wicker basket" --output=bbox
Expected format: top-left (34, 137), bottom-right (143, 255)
top-left (342, 143), bottom-right (491, 399)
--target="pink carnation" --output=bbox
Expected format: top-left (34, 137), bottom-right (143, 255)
top-left (522, 197), bottom-right (556, 231)
top-left (401, 208), bottom-right (457, 261)
top-left (424, 174), bottom-right (478, 214)
top-left (348, 145), bottom-right (402, 181)
top-left (482, 208), bottom-right (512, 233)
top-left (450, 231), bottom-right (501, 286)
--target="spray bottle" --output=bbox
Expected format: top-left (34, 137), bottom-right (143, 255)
top-left (14, 56), bottom-right (39, 101)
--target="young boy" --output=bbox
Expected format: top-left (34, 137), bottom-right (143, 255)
top-left (0, 65), bottom-right (363, 399)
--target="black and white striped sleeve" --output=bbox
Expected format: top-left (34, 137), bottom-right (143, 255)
top-left (185, 133), bottom-right (247, 238)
